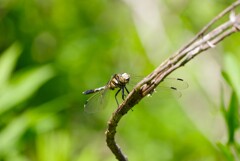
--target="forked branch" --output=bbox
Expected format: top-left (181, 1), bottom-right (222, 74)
top-left (106, 1), bottom-right (240, 160)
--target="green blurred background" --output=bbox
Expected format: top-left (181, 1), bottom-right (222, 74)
top-left (1, 0), bottom-right (240, 161)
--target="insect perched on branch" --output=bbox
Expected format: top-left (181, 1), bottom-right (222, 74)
top-left (82, 73), bottom-right (188, 113)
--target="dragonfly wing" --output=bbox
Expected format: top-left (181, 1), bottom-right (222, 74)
top-left (149, 86), bottom-right (182, 99)
top-left (128, 76), bottom-right (187, 99)
top-left (129, 75), bottom-right (188, 90)
top-left (159, 78), bottom-right (188, 90)
top-left (84, 89), bottom-right (109, 113)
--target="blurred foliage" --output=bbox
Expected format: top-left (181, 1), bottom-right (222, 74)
top-left (218, 54), bottom-right (240, 161)
top-left (0, 0), bottom-right (240, 161)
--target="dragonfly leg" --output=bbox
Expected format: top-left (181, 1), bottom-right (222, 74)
top-left (124, 86), bottom-right (129, 94)
top-left (121, 87), bottom-right (125, 100)
top-left (115, 88), bottom-right (121, 106)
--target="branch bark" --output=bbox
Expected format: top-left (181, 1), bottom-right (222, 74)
top-left (106, 1), bottom-right (240, 160)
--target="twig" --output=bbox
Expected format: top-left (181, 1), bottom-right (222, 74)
top-left (106, 1), bottom-right (240, 160)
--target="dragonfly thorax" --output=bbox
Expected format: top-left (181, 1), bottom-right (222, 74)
top-left (108, 73), bottom-right (130, 90)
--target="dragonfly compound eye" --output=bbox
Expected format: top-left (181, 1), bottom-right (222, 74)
top-left (121, 73), bottom-right (130, 82)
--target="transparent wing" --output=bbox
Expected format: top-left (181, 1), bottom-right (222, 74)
top-left (159, 78), bottom-right (188, 90)
top-left (127, 75), bottom-right (142, 87)
top-left (150, 78), bottom-right (188, 99)
top-left (150, 86), bottom-right (182, 99)
top-left (129, 76), bottom-right (188, 99)
top-left (84, 89), bottom-right (109, 114)
top-left (129, 75), bottom-right (188, 90)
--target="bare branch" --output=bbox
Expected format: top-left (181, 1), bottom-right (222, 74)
top-left (106, 1), bottom-right (240, 160)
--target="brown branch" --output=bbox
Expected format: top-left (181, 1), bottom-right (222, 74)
top-left (106, 1), bottom-right (240, 160)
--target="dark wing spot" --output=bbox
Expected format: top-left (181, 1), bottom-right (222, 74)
top-left (170, 87), bottom-right (177, 90)
top-left (176, 78), bottom-right (184, 81)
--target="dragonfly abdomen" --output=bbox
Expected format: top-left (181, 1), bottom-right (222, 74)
top-left (82, 86), bottom-right (106, 95)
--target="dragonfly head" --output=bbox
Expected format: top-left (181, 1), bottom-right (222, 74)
top-left (120, 73), bottom-right (130, 84)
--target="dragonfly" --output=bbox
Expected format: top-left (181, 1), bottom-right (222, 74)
top-left (82, 73), bottom-right (188, 113)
